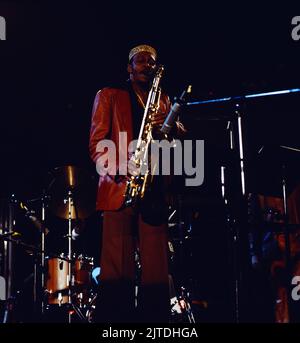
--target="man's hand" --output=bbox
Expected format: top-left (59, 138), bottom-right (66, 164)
top-left (151, 109), bottom-right (166, 127)
top-left (150, 109), bottom-right (167, 139)
top-left (128, 156), bottom-right (140, 176)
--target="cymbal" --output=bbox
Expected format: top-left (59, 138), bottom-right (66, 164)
top-left (47, 165), bottom-right (96, 220)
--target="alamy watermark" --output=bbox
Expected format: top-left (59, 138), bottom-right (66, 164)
top-left (95, 133), bottom-right (204, 187)
top-left (0, 276), bottom-right (5, 301)
top-left (0, 16), bottom-right (6, 40)
top-left (291, 16), bottom-right (300, 41)
top-left (291, 276), bottom-right (300, 301)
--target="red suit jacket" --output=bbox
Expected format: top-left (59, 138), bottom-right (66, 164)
top-left (89, 85), bottom-right (172, 211)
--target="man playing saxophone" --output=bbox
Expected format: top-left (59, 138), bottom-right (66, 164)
top-left (89, 44), bottom-right (185, 322)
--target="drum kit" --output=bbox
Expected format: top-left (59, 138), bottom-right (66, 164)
top-left (1, 165), bottom-right (197, 323)
top-left (0, 165), bottom-right (98, 323)
top-left (44, 165), bottom-right (97, 322)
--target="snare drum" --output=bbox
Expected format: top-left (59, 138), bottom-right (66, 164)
top-left (45, 254), bottom-right (70, 305)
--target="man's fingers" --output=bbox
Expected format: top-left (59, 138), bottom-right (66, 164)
top-left (152, 112), bottom-right (166, 124)
top-left (128, 159), bottom-right (140, 176)
top-left (152, 116), bottom-right (165, 125)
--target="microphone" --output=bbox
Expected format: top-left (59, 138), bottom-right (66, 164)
top-left (160, 85), bottom-right (192, 135)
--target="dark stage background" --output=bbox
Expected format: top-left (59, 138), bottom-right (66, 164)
top-left (1, 2), bottom-right (300, 323)
top-left (1, 2), bottom-right (300, 193)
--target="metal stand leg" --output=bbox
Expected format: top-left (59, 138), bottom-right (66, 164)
top-left (64, 190), bottom-right (87, 323)
top-left (64, 190), bottom-right (74, 323)
top-left (281, 164), bottom-right (293, 322)
top-left (171, 195), bottom-right (196, 323)
top-left (223, 103), bottom-right (248, 323)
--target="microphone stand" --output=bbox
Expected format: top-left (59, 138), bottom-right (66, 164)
top-left (187, 87), bottom-right (300, 322)
top-left (220, 103), bottom-right (247, 323)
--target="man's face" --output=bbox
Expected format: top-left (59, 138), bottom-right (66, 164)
top-left (127, 52), bottom-right (156, 84)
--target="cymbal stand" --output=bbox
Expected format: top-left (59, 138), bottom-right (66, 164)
top-left (174, 195), bottom-right (195, 323)
top-left (0, 195), bottom-right (15, 323)
top-left (39, 193), bottom-right (48, 318)
top-left (18, 196), bottom-right (48, 320)
top-left (64, 189), bottom-right (86, 323)
top-left (64, 190), bottom-right (74, 323)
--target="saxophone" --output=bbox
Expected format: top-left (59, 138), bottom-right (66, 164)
top-left (124, 65), bottom-right (164, 207)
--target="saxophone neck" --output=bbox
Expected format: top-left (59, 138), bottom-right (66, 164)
top-left (152, 65), bottom-right (164, 87)
top-left (155, 64), bottom-right (164, 77)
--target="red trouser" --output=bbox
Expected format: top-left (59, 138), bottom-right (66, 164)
top-left (96, 206), bottom-right (170, 322)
